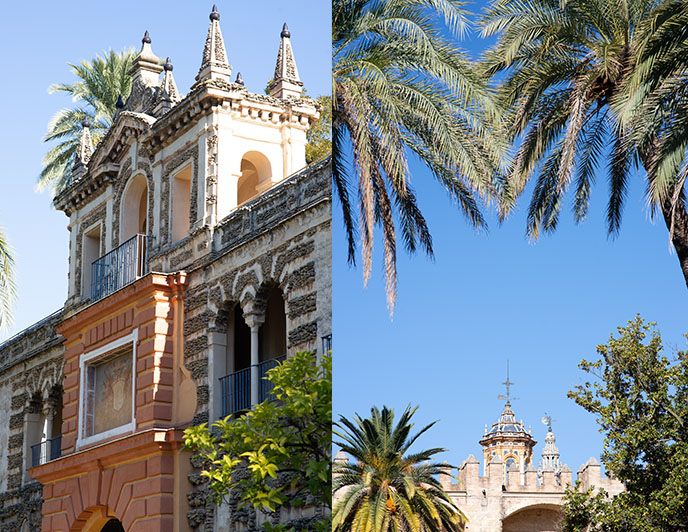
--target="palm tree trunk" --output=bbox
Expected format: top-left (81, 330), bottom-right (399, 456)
top-left (659, 196), bottom-right (688, 290)
top-left (641, 146), bottom-right (688, 289)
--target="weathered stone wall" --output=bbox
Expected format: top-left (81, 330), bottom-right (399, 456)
top-left (179, 157), bottom-right (331, 531)
top-left (0, 311), bottom-right (64, 531)
top-left (441, 454), bottom-right (624, 532)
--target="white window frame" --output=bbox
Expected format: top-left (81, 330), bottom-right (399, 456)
top-left (77, 330), bottom-right (137, 450)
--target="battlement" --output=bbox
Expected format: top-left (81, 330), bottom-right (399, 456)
top-left (440, 454), bottom-right (624, 497)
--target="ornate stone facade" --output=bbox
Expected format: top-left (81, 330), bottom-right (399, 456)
top-left (0, 6), bottom-right (329, 532)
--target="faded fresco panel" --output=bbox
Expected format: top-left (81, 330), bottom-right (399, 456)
top-left (94, 350), bottom-right (132, 434)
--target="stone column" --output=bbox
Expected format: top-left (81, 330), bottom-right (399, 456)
top-left (244, 314), bottom-right (264, 408)
top-left (42, 399), bottom-right (57, 463)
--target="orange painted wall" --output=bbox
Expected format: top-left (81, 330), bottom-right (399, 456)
top-left (32, 272), bottom-right (194, 531)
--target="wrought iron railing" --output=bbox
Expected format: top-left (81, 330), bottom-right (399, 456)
top-left (258, 355), bottom-right (286, 403)
top-left (30, 436), bottom-right (62, 467)
top-left (219, 355), bottom-right (286, 417)
top-left (220, 367), bottom-right (251, 417)
top-left (90, 234), bottom-right (149, 302)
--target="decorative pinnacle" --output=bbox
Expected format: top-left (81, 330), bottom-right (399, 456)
top-left (281, 23), bottom-right (290, 38)
top-left (115, 94), bottom-right (124, 109)
top-left (210, 4), bottom-right (220, 20)
top-left (235, 72), bottom-right (244, 85)
top-left (142, 30), bottom-right (151, 44)
top-left (164, 57), bottom-right (173, 71)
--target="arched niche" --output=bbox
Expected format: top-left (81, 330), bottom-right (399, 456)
top-left (171, 163), bottom-right (192, 242)
top-left (120, 173), bottom-right (149, 242)
top-left (237, 151), bottom-right (272, 205)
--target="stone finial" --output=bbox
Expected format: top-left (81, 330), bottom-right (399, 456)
top-left (234, 72), bottom-right (244, 86)
top-left (194, 4), bottom-right (231, 84)
top-left (268, 22), bottom-right (304, 99)
top-left (128, 30), bottom-right (163, 88)
top-left (465, 454), bottom-right (480, 464)
top-left (115, 94), bottom-right (124, 109)
top-left (72, 119), bottom-right (94, 181)
top-left (76, 120), bottom-right (93, 165)
top-left (333, 449), bottom-right (348, 464)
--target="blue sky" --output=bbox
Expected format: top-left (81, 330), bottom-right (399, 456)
top-left (332, 3), bottom-right (688, 475)
top-left (0, 1), bottom-right (330, 343)
top-left (1, 0), bottom-right (686, 481)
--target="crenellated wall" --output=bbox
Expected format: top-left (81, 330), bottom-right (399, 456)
top-left (439, 454), bottom-right (624, 532)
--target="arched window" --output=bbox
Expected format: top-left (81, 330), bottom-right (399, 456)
top-left (259, 285), bottom-right (286, 362)
top-left (237, 151), bottom-right (272, 205)
top-left (121, 173), bottom-right (149, 241)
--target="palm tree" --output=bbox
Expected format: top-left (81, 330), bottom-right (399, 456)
top-left (480, 0), bottom-right (688, 288)
top-left (39, 49), bottom-right (135, 195)
top-left (333, 405), bottom-right (465, 532)
top-left (0, 227), bottom-right (16, 330)
top-left (333, 0), bottom-right (505, 313)
top-left (618, 0), bottom-right (688, 284)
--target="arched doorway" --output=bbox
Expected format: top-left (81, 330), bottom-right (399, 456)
top-left (121, 173), bottom-right (149, 241)
top-left (100, 519), bottom-right (125, 532)
top-left (502, 504), bottom-right (562, 532)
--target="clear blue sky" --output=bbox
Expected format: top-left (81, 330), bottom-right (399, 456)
top-left (332, 4), bottom-right (688, 476)
top-left (0, 1), bottom-right (330, 343)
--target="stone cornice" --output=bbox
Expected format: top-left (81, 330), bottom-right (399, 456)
top-left (57, 271), bottom-right (188, 340)
top-left (141, 79), bottom-right (320, 151)
top-left (29, 427), bottom-right (186, 485)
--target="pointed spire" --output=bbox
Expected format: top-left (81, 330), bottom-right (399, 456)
top-left (195, 4), bottom-right (231, 84)
top-left (72, 119), bottom-right (93, 181)
top-left (268, 22), bottom-right (304, 99)
top-left (153, 57), bottom-right (181, 115)
top-left (115, 94), bottom-right (125, 109)
top-left (234, 72), bottom-right (244, 86)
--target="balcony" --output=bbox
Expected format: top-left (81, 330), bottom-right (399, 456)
top-left (90, 234), bottom-right (150, 303)
top-left (31, 436), bottom-right (62, 467)
top-left (219, 355), bottom-right (286, 417)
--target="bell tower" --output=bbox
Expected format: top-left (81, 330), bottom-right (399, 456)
top-left (478, 363), bottom-right (536, 484)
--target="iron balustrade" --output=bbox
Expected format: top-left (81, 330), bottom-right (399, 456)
top-left (90, 234), bottom-right (150, 302)
top-left (30, 435), bottom-right (62, 467)
top-left (258, 355), bottom-right (286, 403)
top-left (220, 366), bottom-right (251, 417)
top-left (219, 355), bottom-right (286, 417)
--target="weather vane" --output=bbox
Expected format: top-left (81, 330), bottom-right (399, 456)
top-left (497, 360), bottom-right (518, 404)
top-left (541, 413), bottom-right (556, 432)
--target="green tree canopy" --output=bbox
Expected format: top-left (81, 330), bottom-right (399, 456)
top-left (306, 94), bottom-right (332, 164)
top-left (333, 405), bottom-right (466, 532)
top-left (183, 352), bottom-right (331, 531)
top-left (333, 0), bottom-right (505, 314)
top-left (561, 316), bottom-right (688, 531)
top-left (40, 48), bottom-right (135, 195)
